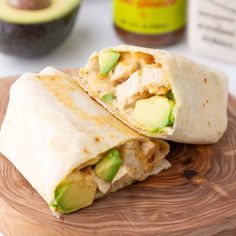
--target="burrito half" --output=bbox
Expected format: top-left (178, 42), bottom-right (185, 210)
top-left (78, 45), bottom-right (228, 144)
top-left (0, 67), bottom-right (170, 214)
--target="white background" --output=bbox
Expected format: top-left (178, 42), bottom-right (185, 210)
top-left (0, 0), bottom-right (235, 235)
top-left (0, 0), bottom-right (235, 95)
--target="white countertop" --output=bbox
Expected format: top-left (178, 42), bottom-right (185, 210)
top-left (0, 0), bottom-right (235, 95)
top-left (0, 0), bottom-right (235, 235)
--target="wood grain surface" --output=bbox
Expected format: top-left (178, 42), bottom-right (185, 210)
top-left (0, 76), bottom-right (236, 236)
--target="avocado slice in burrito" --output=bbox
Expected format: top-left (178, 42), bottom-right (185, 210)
top-left (78, 45), bottom-right (228, 144)
top-left (0, 67), bottom-right (170, 214)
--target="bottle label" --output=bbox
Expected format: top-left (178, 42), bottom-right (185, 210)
top-left (113, 0), bottom-right (186, 34)
top-left (189, 0), bottom-right (236, 64)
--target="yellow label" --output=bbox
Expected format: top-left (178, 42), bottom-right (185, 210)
top-left (113, 0), bottom-right (186, 34)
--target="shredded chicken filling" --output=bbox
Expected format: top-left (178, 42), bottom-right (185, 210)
top-left (80, 52), bottom-right (170, 107)
top-left (91, 139), bottom-right (169, 195)
top-left (79, 51), bottom-right (175, 133)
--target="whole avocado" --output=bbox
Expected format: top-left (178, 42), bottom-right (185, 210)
top-left (0, 0), bottom-right (80, 57)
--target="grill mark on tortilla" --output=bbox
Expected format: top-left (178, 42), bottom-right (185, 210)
top-left (95, 137), bottom-right (100, 142)
top-left (38, 75), bottom-right (108, 125)
top-left (37, 75), bottom-right (138, 136)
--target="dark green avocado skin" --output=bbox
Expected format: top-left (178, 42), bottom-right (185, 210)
top-left (0, 7), bottom-right (79, 57)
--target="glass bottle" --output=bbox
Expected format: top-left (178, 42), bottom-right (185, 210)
top-left (113, 0), bottom-right (187, 47)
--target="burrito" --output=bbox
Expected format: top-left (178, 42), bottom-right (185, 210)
top-left (78, 45), bottom-right (228, 144)
top-left (0, 67), bottom-right (170, 214)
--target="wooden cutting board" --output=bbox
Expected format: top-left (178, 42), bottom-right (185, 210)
top-left (0, 75), bottom-right (236, 236)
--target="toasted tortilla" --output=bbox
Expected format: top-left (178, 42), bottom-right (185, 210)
top-left (0, 67), bottom-right (169, 210)
top-left (77, 45), bottom-right (228, 144)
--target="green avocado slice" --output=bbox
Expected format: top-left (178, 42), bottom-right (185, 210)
top-left (95, 149), bottom-right (122, 182)
top-left (168, 110), bottom-right (175, 126)
top-left (133, 95), bottom-right (175, 133)
top-left (166, 90), bottom-right (175, 100)
top-left (101, 93), bottom-right (116, 104)
top-left (52, 169), bottom-right (97, 214)
top-left (0, 0), bottom-right (80, 24)
top-left (99, 51), bottom-right (120, 75)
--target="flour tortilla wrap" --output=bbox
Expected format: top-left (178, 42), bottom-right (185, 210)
top-left (78, 45), bottom-right (228, 144)
top-left (0, 67), bottom-right (170, 214)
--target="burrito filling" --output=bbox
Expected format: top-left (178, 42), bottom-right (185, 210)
top-left (79, 50), bottom-right (176, 134)
top-left (51, 139), bottom-right (170, 213)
